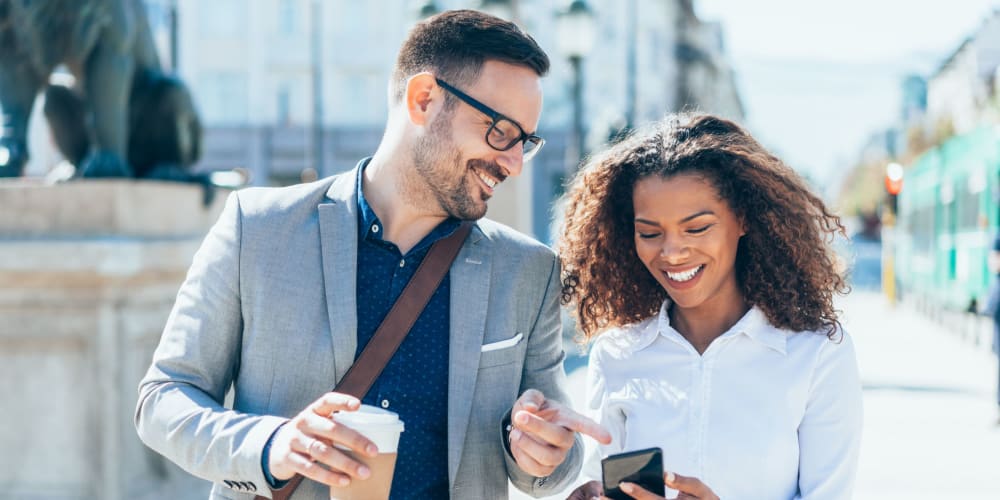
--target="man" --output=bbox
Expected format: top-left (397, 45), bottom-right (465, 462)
top-left (135, 9), bottom-right (610, 499)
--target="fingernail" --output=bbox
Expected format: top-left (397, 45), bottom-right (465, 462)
top-left (665, 471), bottom-right (676, 483)
top-left (510, 428), bottom-right (522, 441)
top-left (339, 476), bottom-right (350, 486)
top-left (515, 412), bottom-right (530, 425)
top-left (358, 465), bottom-right (371, 479)
top-left (367, 444), bottom-right (379, 456)
top-left (620, 482), bottom-right (634, 493)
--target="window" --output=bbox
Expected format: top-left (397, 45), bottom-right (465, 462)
top-left (279, 0), bottom-right (297, 35)
top-left (331, 72), bottom-right (382, 125)
top-left (197, 72), bottom-right (248, 124)
top-left (200, 0), bottom-right (244, 38)
top-left (277, 85), bottom-right (291, 125)
top-left (957, 185), bottom-right (979, 230)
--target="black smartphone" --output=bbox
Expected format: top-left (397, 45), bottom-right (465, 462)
top-left (601, 447), bottom-right (664, 500)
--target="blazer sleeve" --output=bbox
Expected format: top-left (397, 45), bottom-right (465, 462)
top-left (796, 330), bottom-right (863, 499)
top-left (134, 191), bottom-right (287, 497)
top-left (505, 254), bottom-right (585, 496)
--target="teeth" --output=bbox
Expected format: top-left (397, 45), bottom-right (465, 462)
top-left (477, 171), bottom-right (497, 188)
top-left (667, 265), bottom-right (702, 282)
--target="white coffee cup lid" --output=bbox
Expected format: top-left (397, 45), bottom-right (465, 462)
top-left (332, 405), bottom-right (404, 453)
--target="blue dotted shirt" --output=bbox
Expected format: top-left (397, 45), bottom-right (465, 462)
top-left (354, 161), bottom-right (459, 498)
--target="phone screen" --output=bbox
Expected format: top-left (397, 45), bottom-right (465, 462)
top-left (601, 447), bottom-right (664, 500)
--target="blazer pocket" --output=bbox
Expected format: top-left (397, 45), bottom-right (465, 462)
top-left (479, 332), bottom-right (525, 368)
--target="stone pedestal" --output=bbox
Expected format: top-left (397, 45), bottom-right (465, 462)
top-left (0, 180), bottom-right (227, 499)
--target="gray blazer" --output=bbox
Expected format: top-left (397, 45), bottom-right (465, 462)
top-left (135, 169), bottom-right (582, 499)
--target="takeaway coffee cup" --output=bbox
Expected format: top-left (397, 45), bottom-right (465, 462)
top-left (329, 405), bottom-right (404, 500)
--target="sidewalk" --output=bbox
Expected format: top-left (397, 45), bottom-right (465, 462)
top-left (846, 292), bottom-right (1000, 499)
top-left (510, 290), bottom-right (1000, 499)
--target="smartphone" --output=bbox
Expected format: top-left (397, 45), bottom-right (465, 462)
top-left (601, 447), bottom-right (664, 500)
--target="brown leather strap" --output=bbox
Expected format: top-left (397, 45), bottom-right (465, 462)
top-left (259, 222), bottom-right (473, 500)
top-left (333, 221), bottom-right (472, 398)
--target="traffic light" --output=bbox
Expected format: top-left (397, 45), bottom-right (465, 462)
top-left (885, 162), bottom-right (903, 214)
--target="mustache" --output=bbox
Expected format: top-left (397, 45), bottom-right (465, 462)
top-left (468, 159), bottom-right (506, 183)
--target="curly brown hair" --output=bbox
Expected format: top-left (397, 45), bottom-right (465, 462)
top-left (558, 114), bottom-right (848, 341)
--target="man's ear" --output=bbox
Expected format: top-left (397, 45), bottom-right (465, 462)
top-left (405, 72), bottom-right (442, 126)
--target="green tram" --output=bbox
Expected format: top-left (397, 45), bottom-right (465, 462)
top-left (895, 125), bottom-right (1000, 312)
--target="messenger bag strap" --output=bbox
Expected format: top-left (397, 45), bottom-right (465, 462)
top-left (259, 221), bottom-right (473, 500)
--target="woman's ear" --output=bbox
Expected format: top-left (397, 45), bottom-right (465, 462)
top-left (405, 72), bottom-right (442, 126)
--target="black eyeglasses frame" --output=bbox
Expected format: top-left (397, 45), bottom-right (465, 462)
top-left (435, 77), bottom-right (545, 160)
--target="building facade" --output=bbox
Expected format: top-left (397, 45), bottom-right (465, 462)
top-left (926, 10), bottom-right (1000, 136)
top-left (173, 0), bottom-right (742, 239)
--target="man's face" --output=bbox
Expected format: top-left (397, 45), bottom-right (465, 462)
top-left (412, 60), bottom-right (543, 220)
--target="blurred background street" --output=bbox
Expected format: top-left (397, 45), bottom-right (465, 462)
top-left (4, 0), bottom-right (1000, 498)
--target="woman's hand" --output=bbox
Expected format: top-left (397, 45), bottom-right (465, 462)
top-left (566, 480), bottom-right (603, 500)
top-left (617, 471), bottom-right (719, 500)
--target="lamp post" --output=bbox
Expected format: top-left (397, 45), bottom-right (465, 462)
top-left (556, 0), bottom-right (596, 169)
top-left (309, 0), bottom-right (325, 177)
top-left (624, 0), bottom-right (637, 133)
top-left (479, 0), bottom-right (515, 21)
top-left (883, 162), bottom-right (904, 306)
top-left (416, 0), bottom-right (439, 19)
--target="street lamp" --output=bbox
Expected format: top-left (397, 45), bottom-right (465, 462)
top-left (478, 0), bottom-right (514, 21)
top-left (416, 0), bottom-right (439, 19)
top-left (556, 0), bottom-right (596, 168)
top-left (309, 0), bottom-right (325, 177)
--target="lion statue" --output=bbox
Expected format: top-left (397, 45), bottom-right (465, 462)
top-left (0, 0), bottom-right (204, 188)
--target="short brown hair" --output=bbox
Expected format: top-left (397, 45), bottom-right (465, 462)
top-left (390, 10), bottom-right (549, 104)
top-left (559, 114), bottom-right (849, 341)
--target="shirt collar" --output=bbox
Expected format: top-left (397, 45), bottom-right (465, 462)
top-left (356, 158), bottom-right (381, 240)
top-left (635, 300), bottom-right (787, 355)
top-left (730, 306), bottom-right (787, 354)
top-left (354, 157), bottom-right (463, 251)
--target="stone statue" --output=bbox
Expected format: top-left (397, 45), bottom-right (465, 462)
top-left (0, 0), bottom-right (204, 187)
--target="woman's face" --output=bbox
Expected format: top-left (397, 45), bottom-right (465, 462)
top-left (632, 173), bottom-right (746, 311)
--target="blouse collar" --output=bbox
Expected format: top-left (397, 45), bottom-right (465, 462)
top-left (626, 300), bottom-right (788, 355)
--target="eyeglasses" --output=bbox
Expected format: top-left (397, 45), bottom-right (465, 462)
top-left (435, 78), bottom-right (545, 161)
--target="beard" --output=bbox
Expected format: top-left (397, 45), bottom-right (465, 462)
top-left (411, 112), bottom-right (506, 221)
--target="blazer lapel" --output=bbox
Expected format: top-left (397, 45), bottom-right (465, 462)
top-left (447, 226), bottom-right (492, 487)
top-left (319, 172), bottom-right (360, 383)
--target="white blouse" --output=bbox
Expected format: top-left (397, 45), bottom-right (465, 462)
top-left (582, 302), bottom-right (863, 500)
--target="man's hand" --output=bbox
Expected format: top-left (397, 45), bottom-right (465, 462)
top-left (616, 471), bottom-right (719, 500)
top-left (267, 392), bottom-right (379, 487)
top-left (508, 389), bottom-right (612, 477)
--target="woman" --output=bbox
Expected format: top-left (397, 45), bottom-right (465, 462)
top-left (560, 114), bottom-right (862, 499)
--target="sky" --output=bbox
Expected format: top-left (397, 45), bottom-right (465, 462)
top-left (695, 0), bottom-right (1000, 193)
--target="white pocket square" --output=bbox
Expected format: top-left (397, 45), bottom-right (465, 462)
top-left (481, 333), bottom-right (524, 352)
